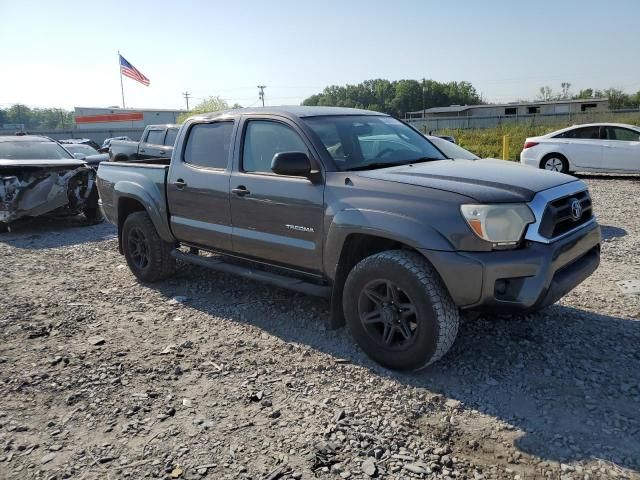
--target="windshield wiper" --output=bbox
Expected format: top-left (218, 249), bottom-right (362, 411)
top-left (347, 162), bottom-right (404, 171)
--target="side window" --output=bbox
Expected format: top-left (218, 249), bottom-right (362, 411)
top-left (184, 122), bottom-right (234, 169)
top-left (146, 129), bottom-right (165, 145)
top-left (242, 121), bottom-right (308, 173)
top-left (555, 126), bottom-right (600, 140)
top-left (164, 128), bottom-right (178, 146)
top-left (607, 127), bottom-right (639, 142)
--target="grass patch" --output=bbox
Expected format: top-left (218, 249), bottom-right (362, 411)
top-left (437, 116), bottom-right (640, 161)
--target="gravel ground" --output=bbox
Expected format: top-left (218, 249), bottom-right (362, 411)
top-left (1, 175), bottom-right (639, 480)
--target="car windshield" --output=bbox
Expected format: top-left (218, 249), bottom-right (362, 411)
top-left (427, 136), bottom-right (479, 160)
top-left (0, 140), bottom-right (74, 160)
top-left (303, 115), bottom-right (446, 171)
top-left (64, 144), bottom-right (99, 156)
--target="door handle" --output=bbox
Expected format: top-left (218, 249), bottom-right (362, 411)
top-left (232, 186), bottom-right (250, 196)
top-left (140, 149), bottom-right (146, 153)
top-left (174, 179), bottom-right (187, 189)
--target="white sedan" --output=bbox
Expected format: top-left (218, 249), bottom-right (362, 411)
top-left (520, 123), bottom-right (640, 174)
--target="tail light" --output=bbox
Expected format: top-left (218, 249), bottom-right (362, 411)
top-left (523, 141), bottom-right (538, 149)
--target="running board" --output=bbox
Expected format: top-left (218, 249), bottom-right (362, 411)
top-left (170, 250), bottom-right (332, 298)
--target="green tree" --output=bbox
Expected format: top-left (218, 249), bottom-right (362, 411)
top-left (603, 88), bottom-right (632, 109)
top-left (302, 78), bottom-right (483, 117)
top-left (537, 86), bottom-right (554, 101)
top-left (177, 96), bottom-right (229, 123)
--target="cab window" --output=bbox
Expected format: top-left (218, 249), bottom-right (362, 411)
top-left (183, 122), bottom-right (234, 169)
top-left (242, 121), bottom-right (308, 173)
top-left (145, 129), bottom-right (165, 145)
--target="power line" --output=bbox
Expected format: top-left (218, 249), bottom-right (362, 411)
top-left (257, 85), bottom-right (266, 107)
top-left (182, 91), bottom-right (191, 111)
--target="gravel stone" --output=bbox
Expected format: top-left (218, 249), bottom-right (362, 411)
top-left (0, 177), bottom-right (638, 479)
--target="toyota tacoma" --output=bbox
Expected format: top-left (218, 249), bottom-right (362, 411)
top-left (96, 107), bottom-right (600, 370)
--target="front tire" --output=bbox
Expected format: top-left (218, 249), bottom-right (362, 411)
top-left (122, 211), bottom-right (176, 282)
top-left (541, 154), bottom-right (568, 173)
top-left (343, 250), bottom-right (459, 371)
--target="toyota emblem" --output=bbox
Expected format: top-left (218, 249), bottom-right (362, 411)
top-left (570, 198), bottom-right (583, 221)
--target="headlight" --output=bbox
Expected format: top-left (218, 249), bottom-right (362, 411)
top-left (460, 204), bottom-right (534, 246)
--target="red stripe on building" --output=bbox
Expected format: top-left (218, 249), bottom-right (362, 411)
top-left (75, 113), bottom-right (144, 124)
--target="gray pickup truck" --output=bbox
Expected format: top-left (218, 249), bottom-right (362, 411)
top-left (109, 124), bottom-right (179, 162)
top-left (97, 106), bottom-right (600, 370)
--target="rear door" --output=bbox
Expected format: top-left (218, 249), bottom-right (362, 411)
top-left (602, 126), bottom-right (640, 172)
top-left (229, 117), bottom-right (325, 273)
top-left (139, 128), bottom-right (169, 159)
top-left (554, 125), bottom-right (603, 169)
top-left (166, 120), bottom-right (236, 250)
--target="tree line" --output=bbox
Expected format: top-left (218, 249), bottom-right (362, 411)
top-left (302, 79), bottom-right (483, 118)
top-left (3, 82), bottom-right (639, 129)
top-left (0, 104), bottom-right (74, 130)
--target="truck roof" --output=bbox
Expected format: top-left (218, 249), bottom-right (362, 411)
top-left (196, 106), bottom-right (387, 120)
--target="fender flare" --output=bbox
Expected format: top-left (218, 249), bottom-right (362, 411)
top-left (113, 180), bottom-right (174, 244)
top-left (323, 208), bottom-right (454, 280)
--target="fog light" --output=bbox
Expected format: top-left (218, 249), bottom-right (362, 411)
top-left (495, 280), bottom-right (508, 295)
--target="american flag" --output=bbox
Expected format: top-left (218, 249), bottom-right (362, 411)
top-left (119, 54), bottom-right (150, 86)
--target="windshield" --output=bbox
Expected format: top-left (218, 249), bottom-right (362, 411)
top-left (427, 136), bottom-right (479, 160)
top-left (303, 115), bottom-right (446, 171)
top-left (64, 144), bottom-right (99, 156)
top-left (0, 140), bottom-right (74, 160)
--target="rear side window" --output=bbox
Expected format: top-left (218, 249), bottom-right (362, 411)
top-left (164, 128), bottom-right (178, 146)
top-left (146, 129), bottom-right (165, 145)
top-left (184, 122), bottom-right (234, 169)
top-left (242, 121), bottom-right (308, 173)
top-left (554, 126), bottom-right (601, 139)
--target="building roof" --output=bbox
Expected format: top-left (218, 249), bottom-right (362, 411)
top-left (196, 105), bottom-right (387, 120)
top-left (408, 98), bottom-right (609, 115)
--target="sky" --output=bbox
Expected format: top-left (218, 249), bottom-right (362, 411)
top-left (1, 0), bottom-right (639, 111)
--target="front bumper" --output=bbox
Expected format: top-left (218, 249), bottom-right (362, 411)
top-left (421, 221), bottom-right (601, 312)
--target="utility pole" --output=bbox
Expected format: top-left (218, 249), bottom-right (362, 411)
top-left (182, 91), bottom-right (191, 111)
top-left (257, 85), bottom-right (266, 107)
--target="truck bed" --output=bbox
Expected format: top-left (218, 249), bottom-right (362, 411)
top-left (96, 159), bottom-right (170, 227)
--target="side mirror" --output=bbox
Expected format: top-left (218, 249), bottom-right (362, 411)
top-left (271, 151), bottom-right (312, 177)
top-left (73, 153), bottom-right (87, 160)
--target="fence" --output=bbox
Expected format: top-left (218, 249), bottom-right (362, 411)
top-left (0, 127), bottom-right (147, 144)
top-left (407, 108), bottom-right (640, 132)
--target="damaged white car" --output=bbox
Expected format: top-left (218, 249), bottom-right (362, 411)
top-left (0, 136), bottom-right (101, 232)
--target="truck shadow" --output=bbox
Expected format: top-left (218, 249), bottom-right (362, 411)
top-left (600, 224), bottom-right (627, 241)
top-left (151, 262), bottom-right (640, 472)
top-left (0, 218), bottom-right (116, 249)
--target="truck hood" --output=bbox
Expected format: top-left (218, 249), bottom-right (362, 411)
top-left (356, 158), bottom-right (576, 203)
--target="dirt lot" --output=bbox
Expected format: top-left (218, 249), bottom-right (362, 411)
top-left (1, 175), bottom-right (639, 480)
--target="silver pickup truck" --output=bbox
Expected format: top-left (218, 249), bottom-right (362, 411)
top-left (97, 106), bottom-right (601, 370)
top-left (109, 124), bottom-right (179, 162)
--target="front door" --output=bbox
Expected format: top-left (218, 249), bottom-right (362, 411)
top-left (229, 118), bottom-right (325, 273)
top-left (166, 121), bottom-right (236, 251)
top-left (602, 126), bottom-right (640, 172)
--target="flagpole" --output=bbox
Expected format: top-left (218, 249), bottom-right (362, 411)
top-left (118, 51), bottom-right (126, 109)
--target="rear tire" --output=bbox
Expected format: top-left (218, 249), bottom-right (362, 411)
top-left (541, 154), bottom-right (569, 173)
top-left (343, 250), bottom-right (459, 371)
top-left (82, 187), bottom-right (103, 224)
top-left (122, 211), bottom-right (176, 282)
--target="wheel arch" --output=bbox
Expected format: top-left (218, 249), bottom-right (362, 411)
top-left (540, 151), bottom-right (570, 171)
top-left (324, 209), bottom-right (454, 329)
top-left (114, 182), bottom-right (174, 253)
